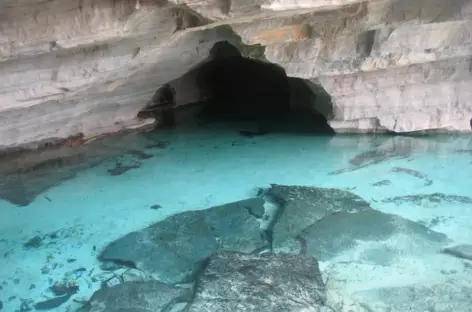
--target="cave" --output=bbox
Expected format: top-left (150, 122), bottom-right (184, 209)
top-left (138, 41), bottom-right (335, 136)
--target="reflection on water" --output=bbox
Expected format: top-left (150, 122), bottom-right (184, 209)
top-left (1, 126), bottom-right (472, 311)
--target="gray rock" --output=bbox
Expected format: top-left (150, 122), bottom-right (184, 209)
top-left (353, 281), bottom-right (472, 312)
top-left (188, 251), bottom-right (326, 312)
top-left (329, 146), bottom-right (412, 175)
top-left (202, 198), bottom-right (266, 253)
top-left (442, 244), bottom-right (472, 261)
top-left (300, 209), bottom-right (450, 262)
top-left (99, 198), bottom-right (265, 284)
top-left (99, 210), bottom-right (216, 284)
top-left (76, 281), bottom-right (194, 312)
top-left (382, 193), bottom-right (472, 206)
top-left (266, 184), bottom-right (372, 248)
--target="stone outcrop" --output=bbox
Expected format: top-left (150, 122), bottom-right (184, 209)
top-left (2, 0), bottom-right (472, 150)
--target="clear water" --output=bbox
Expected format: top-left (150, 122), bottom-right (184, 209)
top-left (1, 125), bottom-right (472, 311)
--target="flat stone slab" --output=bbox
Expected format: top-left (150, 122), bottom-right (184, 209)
top-left (300, 209), bottom-right (449, 262)
top-left (262, 185), bottom-right (449, 262)
top-left (188, 251), bottom-right (326, 312)
top-left (265, 184), bottom-right (372, 248)
top-left (76, 280), bottom-right (194, 312)
top-left (99, 198), bottom-right (265, 284)
top-left (77, 252), bottom-right (327, 312)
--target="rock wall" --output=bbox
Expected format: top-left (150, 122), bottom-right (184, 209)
top-left (1, 0), bottom-right (472, 150)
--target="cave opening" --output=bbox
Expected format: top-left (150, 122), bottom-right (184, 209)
top-left (138, 41), bottom-right (335, 137)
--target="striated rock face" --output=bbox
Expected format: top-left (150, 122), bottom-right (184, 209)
top-left (2, 0), bottom-right (472, 150)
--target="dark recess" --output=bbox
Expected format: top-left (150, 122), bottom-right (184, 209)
top-left (139, 40), bottom-right (335, 135)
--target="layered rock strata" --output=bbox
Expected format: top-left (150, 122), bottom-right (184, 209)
top-left (1, 0), bottom-right (472, 150)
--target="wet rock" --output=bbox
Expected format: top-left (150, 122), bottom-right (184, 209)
top-left (99, 198), bottom-right (265, 284)
top-left (390, 167), bottom-right (433, 186)
top-left (242, 197), bottom-right (265, 218)
top-left (127, 150), bottom-right (153, 159)
top-left (203, 198), bottom-right (266, 253)
top-left (34, 291), bottom-right (76, 310)
top-left (353, 280), bottom-right (472, 312)
top-left (265, 184), bottom-right (372, 248)
top-left (330, 146), bottom-right (412, 175)
top-left (382, 193), bottom-right (472, 206)
top-left (100, 210), bottom-right (216, 284)
top-left (300, 209), bottom-right (449, 262)
top-left (442, 244), bottom-right (472, 261)
top-left (76, 281), bottom-right (194, 312)
top-left (372, 179), bottom-right (391, 186)
top-left (0, 152), bottom-right (99, 206)
top-left (23, 236), bottom-right (43, 248)
top-left (189, 251), bottom-right (326, 312)
top-left (19, 300), bottom-right (32, 312)
top-left (107, 162), bottom-right (141, 176)
top-left (144, 140), bottom-right (170, 149)
top-left (239, 128), bottom-right (269, 137)
top-left (50, 282), bottom-right (79, 296)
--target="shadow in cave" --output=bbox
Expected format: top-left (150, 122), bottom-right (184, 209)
top-left (139, 40), bottom-right (335, 137)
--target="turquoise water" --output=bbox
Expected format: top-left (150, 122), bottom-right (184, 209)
top-left (1, 125), bottom-right (472, 311)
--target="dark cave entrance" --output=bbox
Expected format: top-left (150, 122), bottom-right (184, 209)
top-left (139, 41), bottom-right (335, 136)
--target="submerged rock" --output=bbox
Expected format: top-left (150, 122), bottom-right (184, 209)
top-left (78, 252), bottom-right (326, 312)
top-left (76, 281), bottom-right (194, 312)
top-left (261, 184), bottom-right (449, 263)
top-left (382, 193), bottom-right (472, 206)
top-left (299, 209), bottom-right (449, 262)
top-left (188, 251), bottom-right (326, 312)
top-left (352, 280), bottom-right (472, 312)
top-left (390, 166), bottom-right (433, 186)
top-left (442, 244), bottom-right (472, 261)
top-left (99, 210), bottom-right (217, 284)
top-left (99, 198), bottom-right (265, 284)
top-left (265, 184), bottom-right (372, 249)
top-left (330, 145), bottom-right (412, 174)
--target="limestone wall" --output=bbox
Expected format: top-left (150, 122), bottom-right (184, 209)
top-left (1, 0), bottom-right (472, 150)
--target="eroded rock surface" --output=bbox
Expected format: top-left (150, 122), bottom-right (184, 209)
top-left (78, 252), bottom-right (327, 312)
top-left (2, 0), bottom-right (472, 150)
top-left (188, 251), bottom-right (326, 312)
